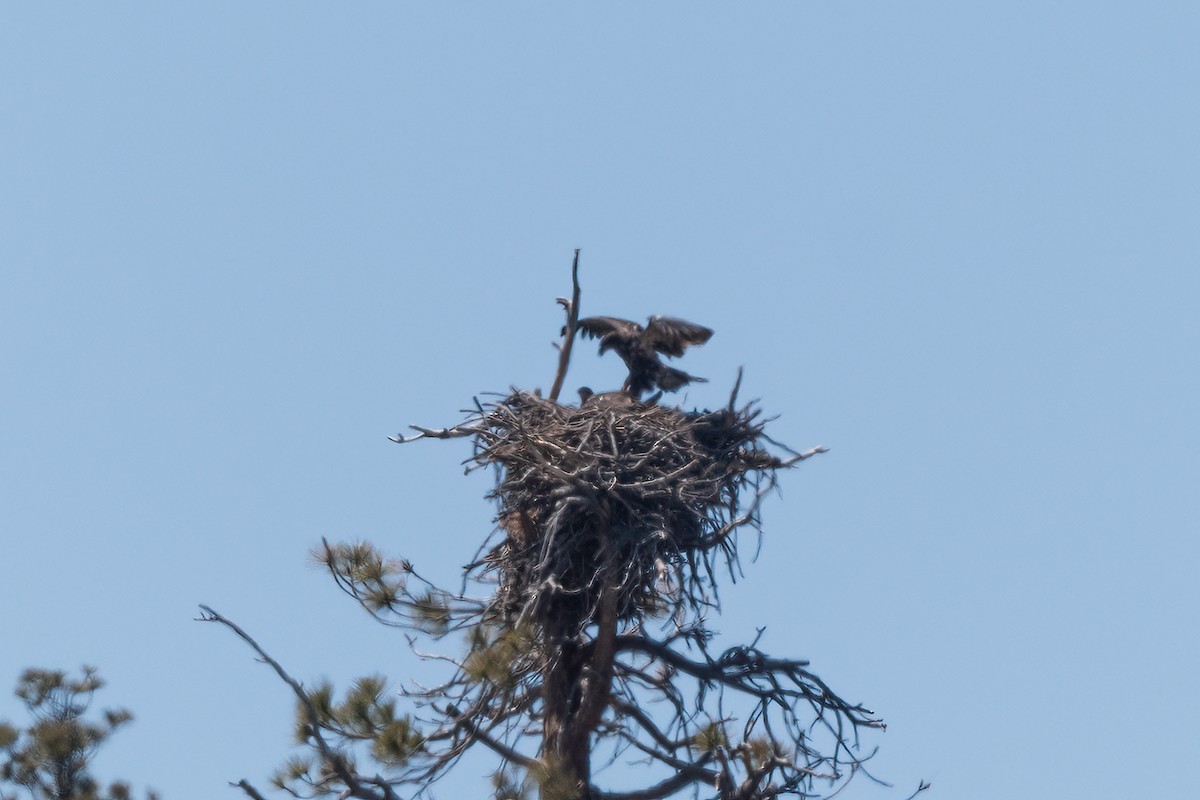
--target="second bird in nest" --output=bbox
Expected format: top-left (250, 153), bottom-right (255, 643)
top-left (576, 315), bottom-right (714, 398)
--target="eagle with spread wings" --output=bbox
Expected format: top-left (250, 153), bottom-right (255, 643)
top-left (576, 315), bottom-right (714, 397)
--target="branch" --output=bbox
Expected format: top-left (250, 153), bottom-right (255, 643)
top-left (614, 635), bottom-right (805, 683)
top-left (388, 424), bottom-right (480, 444)
top-left (902, 780), bottom-right (933, 800)
top-left (231, 780), bottom-right (268, 800)
top-left (780, 445), bottom-right (829, 467)
top-left (609, 697), bottom-right (693, 753)
top-left (549, 249), bottom-right (582, 403)
top-left (198, 606), bottom-right (385, 800)
top-left (594, 753), bottom-right (716, 800)
top-left (447, 705), bottom-right (537, 769)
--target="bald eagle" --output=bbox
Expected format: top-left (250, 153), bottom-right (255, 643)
top-left (577, 386), bottom-right (665, 410)
top-left (577, 386), bottom-right (636, 409)
top-left (577, 315), bottom-right (713, 397)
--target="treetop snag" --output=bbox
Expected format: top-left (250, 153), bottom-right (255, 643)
top-left (205, 254), bottom-right (898, 800)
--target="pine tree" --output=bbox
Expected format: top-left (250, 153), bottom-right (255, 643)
top-left (204, 255), bottom-right (905, 800)
top-left (0, 667), bottom-right (157, 800)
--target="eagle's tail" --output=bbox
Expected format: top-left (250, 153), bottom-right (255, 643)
top-left (656, 366), bottom-right (704, 392)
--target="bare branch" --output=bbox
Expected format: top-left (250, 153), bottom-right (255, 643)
top-left (445, 705), bottom-right (537, 769)
top-left (198, 606), bottom-right (385, 800)
top-left (781, 444), bottom-right (829, 466)
top-left (594, 753), bottom-right (716, 800)
top-left (389, 424), bottom-right (481, 444)
top-left (549, 249), bottom-right (582, 402)
top-left (902, 780), bottom-right (933, 800)
top-left (231, 780), bottom-right (269, 800)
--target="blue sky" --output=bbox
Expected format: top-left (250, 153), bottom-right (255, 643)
top-left (2, 3), bottom-right (1197, 798)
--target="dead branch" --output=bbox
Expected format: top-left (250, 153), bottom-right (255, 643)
top-left (198, 606), bottom-right (384, 800)
top-left (593, 754), bottom-right (717, 800)
top-left (549, 249), bottom-right (582, 403)
top-left (231, 780), bottom-right (269, 800)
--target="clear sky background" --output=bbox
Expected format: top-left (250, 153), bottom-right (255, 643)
top-left (2, 3), bottom-right (1197, 799)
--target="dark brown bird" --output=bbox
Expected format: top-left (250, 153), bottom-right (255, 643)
top-left (577, 386), bottom-right (638, 410)
top-left (577, 315), bottom-right (714, 397)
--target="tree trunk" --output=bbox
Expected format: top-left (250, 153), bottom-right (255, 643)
top-left (541, 615), bottom-right (590, 799)
top-left (539, 585), bottom-right (619, 800)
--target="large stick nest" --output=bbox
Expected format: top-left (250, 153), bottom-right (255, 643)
top-left (453, 389), bottom-right (818, 634)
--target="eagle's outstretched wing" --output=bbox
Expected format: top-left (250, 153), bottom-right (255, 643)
top-left (643, 316), bottom-right (714, 357)
top-left (577, 316), bottom-right (642, 341)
